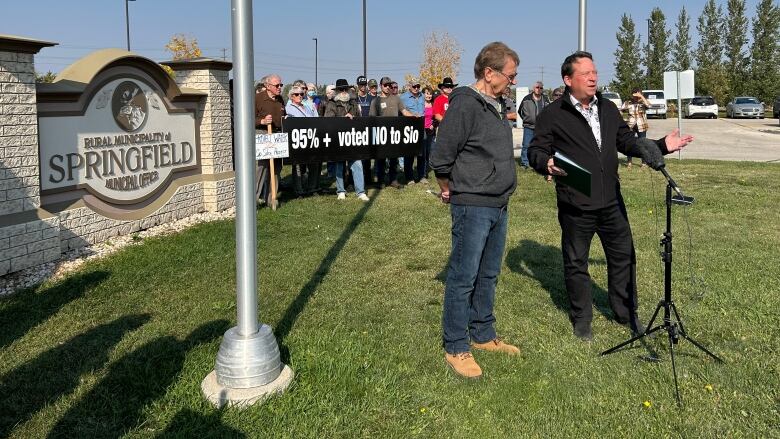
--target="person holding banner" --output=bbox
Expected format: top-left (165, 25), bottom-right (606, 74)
top-left (369, 76), bottom-right (414, 189)
top-left (527, 51), bottom-right (692, 342)
top-left (286, 84), bottom-right (321, 196)
top-left (430, 42), bottom-right (521, 379)
top-left (324, 79), bottom-right (369, 202)
top-left (254, 74), bottom-right (286, 205)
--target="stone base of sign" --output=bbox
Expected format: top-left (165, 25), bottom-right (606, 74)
top-left (203, 177), bottom-right (235, 212)
top-left (201, 364), bottom-right (293, 409)
top-left (56, 183), bottom-right (205, 251)
top-left (0, 216), bottom-right (60, 275)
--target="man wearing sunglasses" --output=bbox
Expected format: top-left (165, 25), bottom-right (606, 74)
top-left (518, 81), bottom-right (550, 169)
top-left (400, 78), bottom-right (425, 184)
top-left (254, 74), bottom-right (286, 205)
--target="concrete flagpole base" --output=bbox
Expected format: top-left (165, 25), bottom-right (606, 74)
top-left (201, 364), bottom-right (294, 408)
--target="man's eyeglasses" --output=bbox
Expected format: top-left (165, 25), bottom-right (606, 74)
top-left (535, 86), bottom-right (544, 89)
top-left (411, 84), bottom-right (420, 88)
top-left (268, 83), bottom-right (283, 88)
top-left (491, 68), bottom-right (517, 82)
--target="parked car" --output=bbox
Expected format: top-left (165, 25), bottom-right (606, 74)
top-left (642, 89), bottom-right (667, 118)
top-left (601, 91), bottom-right (622, 108)
top-left (683, 96), bottom-right (718, 119)
top-left (773, 95), bottom-right (779, 118)
top-left (726, 96), bottom-right (765, 119)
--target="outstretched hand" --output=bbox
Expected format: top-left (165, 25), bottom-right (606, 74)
top-left (665, 129), bottom-right (694, 152)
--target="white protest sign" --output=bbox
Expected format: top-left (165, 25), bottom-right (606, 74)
top-left (255, 132), bottom-right (289, 160)
top-left (663, 70), bottom-right (695, 100)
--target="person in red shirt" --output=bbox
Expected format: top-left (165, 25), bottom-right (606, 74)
top-left (433, 77), bottom-right (457, 125)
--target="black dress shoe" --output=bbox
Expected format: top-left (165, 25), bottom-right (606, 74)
top-left (573, 322), bottom-right (593, 342)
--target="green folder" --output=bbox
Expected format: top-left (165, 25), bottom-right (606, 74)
top-left (553, 152), bottom-right (592, 197)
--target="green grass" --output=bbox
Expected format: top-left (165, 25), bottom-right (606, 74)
top-left (1, 160), bottom-right (779, 438)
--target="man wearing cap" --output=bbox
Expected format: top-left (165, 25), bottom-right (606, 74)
top-left (368, 79), bottom-right (378, 97)
top-left (355, 75), bottom-right (375, 185)
top-left (400, 77), bottom-right (426, 184)
top-left (254, 74), bottom-right (286, 205)
top-left (369, 76), bottom-right (414, 188)
top-left (324, 79), bottom-right (369, 202)
top-left (433, 77), bottom-right (457, 125)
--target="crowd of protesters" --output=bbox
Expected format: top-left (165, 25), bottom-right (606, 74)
top-left (252, 70), bottom-right (569, 205)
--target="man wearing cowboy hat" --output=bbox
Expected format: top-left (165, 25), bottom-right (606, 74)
top-left (324, 79), bottom-right (369, 201)
top-left (433, 77), bottom-right (458, 125)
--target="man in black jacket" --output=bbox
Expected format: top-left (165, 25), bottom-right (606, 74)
top-left (430, 42), bottom-right (521, 379)
top-left (528, 51), bottom-right (692, 341)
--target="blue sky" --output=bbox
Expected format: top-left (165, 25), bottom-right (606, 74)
top-left (1, 0), bottom-right (763, 88)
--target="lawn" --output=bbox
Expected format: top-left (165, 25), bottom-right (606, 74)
top-left (1, 159), bottom-right (778, 438)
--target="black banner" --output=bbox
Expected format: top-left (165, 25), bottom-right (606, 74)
top-left (281, 117), bottom-right (423, 164)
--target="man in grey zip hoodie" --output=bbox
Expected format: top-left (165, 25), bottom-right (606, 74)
top-left (429, 42), bottom-right (521, 379)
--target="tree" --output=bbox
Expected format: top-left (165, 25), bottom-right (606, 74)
top-left (35, 71), bottom-right (57, 83)
top-left (670, 6), bottom-right (693, 71)
top-left (612, 14), bottom-right (644, 100)
top-left (695, 0), bottom-right (729, 102)
top-left (747, 0), bottom-right (780, 105)
top-left (164, 34), bottom-right (203, 60)
top-left (724, 0), bottom-right (750, 102)
top-left (162, 34), bottom-right (202, 78)
top-left (415, 31), bottom-right (462, 90)
top-left (645, 7), bottom-right (670, 89)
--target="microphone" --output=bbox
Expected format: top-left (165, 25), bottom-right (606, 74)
top-left (635, 138), bottom-right (685, 197)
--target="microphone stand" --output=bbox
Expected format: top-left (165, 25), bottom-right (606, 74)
top-left (600, 165), bottom-right (723, 405)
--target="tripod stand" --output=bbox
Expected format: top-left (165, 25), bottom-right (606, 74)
top-left (601, 168), bottom-right (723, 405)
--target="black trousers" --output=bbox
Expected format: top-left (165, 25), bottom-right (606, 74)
top-left (557, 201), bottom-right (638, 325)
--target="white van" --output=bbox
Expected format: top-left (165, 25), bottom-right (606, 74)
top-left (642, 90), bottom-right (667, 118)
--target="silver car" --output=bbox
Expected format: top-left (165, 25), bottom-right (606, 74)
top-left (726, 97), bottom-right (765, 119)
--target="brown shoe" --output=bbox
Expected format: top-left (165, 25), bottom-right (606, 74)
top-left (471, 338), bottom-right (521, 355)
top-left (445, 352), bottom-right (482, 378)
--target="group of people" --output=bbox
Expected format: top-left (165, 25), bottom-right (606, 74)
top-left (253, 41), bottom-right (695, 381)
top-left (429, 42), bottom-right (692, 378)
top-left (253, 73), bottom-right (459, 203)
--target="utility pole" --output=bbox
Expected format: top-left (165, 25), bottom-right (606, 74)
top-left (646, 18), bottom-right (652, 89)
top-left (221, 48), bottom-right (227, 61)
top-left (362, 0), bottom-right (367, 78)
top-left (312, 38), bottom-right (318, 87)
top-left (578, 0), bottom-right (587, 51)
top-left (125, 0), bottom-right (136, 51)
top-left (539, 66), bottom-right (545, 83)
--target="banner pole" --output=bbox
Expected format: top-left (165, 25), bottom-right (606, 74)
top-left (201, 0), bottom-right (292, 408)
top-left (267, 124), bottom-right (277, 210)
top-left (677, 71), bottom-right (682, 160)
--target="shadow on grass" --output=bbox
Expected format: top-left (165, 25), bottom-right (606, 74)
top-left (505, 239), bottom-right (615, 321)
top-left (274, 194), bottom-right (376, 352)
top-left (47, 319), bottom-right (229, 439)
top-left (0, 314), bottom-right (150, 438)
top-left (0, 270), bottom-right (110, 350)
top-left (154, 408), bottom-right (245, 438)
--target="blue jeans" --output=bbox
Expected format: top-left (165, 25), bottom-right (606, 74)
top-left (521, 127), bottom-right (534, 167)
top-left (442, 204), bottom-right (508, 354)
top-left (335, 160), bottom-right (365, 195)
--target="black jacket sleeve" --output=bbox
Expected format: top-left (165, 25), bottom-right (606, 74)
top-left (528, 111), bottom-right (553, 174)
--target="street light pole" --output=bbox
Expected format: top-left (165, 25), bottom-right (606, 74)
top-left (362, 0), bottom-right (367, 78)
top-left (578, 0), bottom-right (587, 51)
top-left (125, 0), bottom-right (136, 51)
top-left (313, 38), bottom-right (318, 87)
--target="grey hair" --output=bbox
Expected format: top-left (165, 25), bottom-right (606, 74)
top-left (287, 85), bottom-right (305, 98)
top-left (264, 74), bottom-right (281, 86)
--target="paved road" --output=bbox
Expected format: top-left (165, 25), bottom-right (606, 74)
top-left (513, 116), bottom-right (780, 163)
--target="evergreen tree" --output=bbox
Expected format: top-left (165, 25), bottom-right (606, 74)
top-left (724, 0), bottom-right (749, 102)
top-left (695, 0), bottom-right (729, 103)
top-left (612, 14), bottom-right (644, 100)
top-left (748, 0), bottom-right (780, 105)
top-left (671, 6), bottom-right (693, 71)
top-left (644, 7), bottom-right (670, 89)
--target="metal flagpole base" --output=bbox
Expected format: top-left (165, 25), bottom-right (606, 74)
top-left (201, 324), bottom-right (293, 408)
